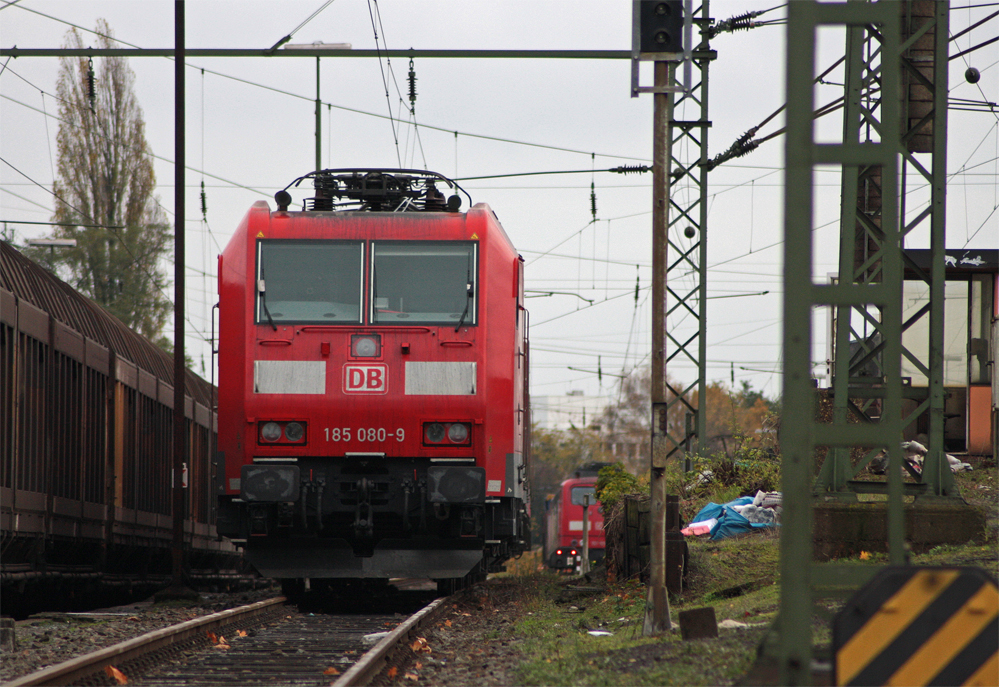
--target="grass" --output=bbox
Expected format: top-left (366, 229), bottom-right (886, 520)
top-left (497, 464), bottom-right (997, 685)
top-left (510, 533), bottom-right (782, 686)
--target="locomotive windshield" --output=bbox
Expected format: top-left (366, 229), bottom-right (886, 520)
top-left (570, 485), bottom-right (596, 506)
top-left (371, 242), bottom-right (477, 326)
top-left (256, 240), bottom-right (363, 325)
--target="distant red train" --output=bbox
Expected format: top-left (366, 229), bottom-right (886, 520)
top-left (544, 464), bottom-right (608, 573)
top-left (215, 169), bottom-right (531, 595)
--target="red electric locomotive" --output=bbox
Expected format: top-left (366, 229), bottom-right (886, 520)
top-left (215, 169), bottom-right (531, 594)
top-left (544, 465), bottom-right (607, 573)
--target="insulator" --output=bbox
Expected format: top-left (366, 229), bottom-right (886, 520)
top-left (611, 165), bottom-right (651, 175)
top-left (86, 57), bottom-right (96, 111)
top-left (200, 181), bottom-right (208, 219)
top-left (729, 12), bottom-right (755, 32)
top-left (407, 58), bottom-right (417, 114)
top-left (634, 271), bottom-right (640, 304)
top-left (734, 139), bottom-right (760, 158)
top-left (590, 182), bottom-right (597, 221)
top-left (736, 127), bottom-right (758, 147)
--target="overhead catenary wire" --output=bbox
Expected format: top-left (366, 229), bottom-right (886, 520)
top-left (265, 0), bottom-right (338, 54)
top-left (0, 1), bottom-right (650, 163)
top-left (4, 1), bottom-right (995, 393)
top-left (0, 155), bottom-right (213, 344)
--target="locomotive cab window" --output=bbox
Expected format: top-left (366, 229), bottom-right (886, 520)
top-left (256, 240), bottom-right (363, 325)
top-left (371, 242), bottom-right (477, 326)
top-left (570, 485), bottom-right (596, 506)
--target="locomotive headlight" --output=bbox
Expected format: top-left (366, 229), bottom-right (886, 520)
top-left (284, 422), bottom-right (305, 442)
top-left (424, 422), bottom-right (446, 444)
top-left (351, 334), bottom-right (381, 357)
top-left (260, 422), bottom-right (282, 442)
top-left (447, 422), bottom-right (470, 443)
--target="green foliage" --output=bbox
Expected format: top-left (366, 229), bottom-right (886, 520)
top-left (595, 463), bottom-right (645, 512)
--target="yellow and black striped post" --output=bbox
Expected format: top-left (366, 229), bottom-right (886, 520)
top-left (834, 566), bottom-right (998, 686)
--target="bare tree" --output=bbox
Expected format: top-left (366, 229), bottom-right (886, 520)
top-left (26, 19), bottom-right (171, 340)
top-left (599, 368), bottom-right (776, 464)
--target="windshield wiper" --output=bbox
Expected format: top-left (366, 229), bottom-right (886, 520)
top-left (455, 261), bottom-right (473, 332)
top-left (258, 264), bottom-right (277, 331)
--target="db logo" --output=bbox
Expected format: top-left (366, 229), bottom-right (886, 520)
top-left (343, 364), bottom-right (388, 394)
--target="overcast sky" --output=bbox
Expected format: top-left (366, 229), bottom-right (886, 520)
top-left (2, 1), bottom-right (997, 403)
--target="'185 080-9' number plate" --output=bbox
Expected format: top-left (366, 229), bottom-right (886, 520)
top-left (324, 427), bottom-right (404, 442)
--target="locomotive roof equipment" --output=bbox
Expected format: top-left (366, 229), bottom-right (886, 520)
top-left (276, 168), bottom-right (471, 213)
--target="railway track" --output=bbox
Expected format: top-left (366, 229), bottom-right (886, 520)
top-left (8, 592), bottom-right (447, 687)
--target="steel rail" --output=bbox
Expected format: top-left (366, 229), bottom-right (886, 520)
top-left (6, 596), bottom-right (287, 687)
top-left (332, 597), bottom-right (448, 687)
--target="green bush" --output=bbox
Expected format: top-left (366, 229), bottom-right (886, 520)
top-left (595, 463), bottom-right (645, 512)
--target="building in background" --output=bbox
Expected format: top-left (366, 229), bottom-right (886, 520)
top-left (532, 391), bottom-right (611, 432)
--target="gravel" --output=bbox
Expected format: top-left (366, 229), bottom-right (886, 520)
top-left (0, 588), bottom-right (280, 684)
top-left (3, 579), bottom-right (532, 686)
top-left (373, 578), bottom-right (527, 687)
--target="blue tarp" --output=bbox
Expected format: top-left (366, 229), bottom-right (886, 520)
top-left (689, 496), bottom-right (776, 540)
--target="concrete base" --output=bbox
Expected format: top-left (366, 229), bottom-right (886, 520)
top-left (813, 500), bottom-right (986, 560)
top-left (679, 606), bottom-right (718, 641)
top-left (1, 617), bottom-right (16, 652)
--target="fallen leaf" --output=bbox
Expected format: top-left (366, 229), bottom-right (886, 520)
top-left (206, 631), bottom-right (218, 644)
top-left (105, 665), bottom-right (128, 685)
top-left (323, 667), bottom-right (340, 675)
top-left (126, 616), bottom-right (140, 622)
top-left (414, 662), bottom-right (423, 670)
top-left (237, 630), bottom-right (248, 638)
top-left (387, 667), bottom-right (399, 678)
top-left (410, 637), bottom-right (432, 654)
top-left (444, 620), bottom-right (452, 628)
top-left (405, 673), bottom-right (419, 681)
top-left (859, 551), bottom-right (871, 560)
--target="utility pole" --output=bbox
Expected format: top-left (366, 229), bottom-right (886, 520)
top-left (633, 0), bottom-right (691, 638)
top-left (645, 58), bottom-right (673, 636)
top-left (171, 0), bottom-right (188, 591)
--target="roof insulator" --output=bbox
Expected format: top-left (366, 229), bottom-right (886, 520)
top-left (408, 58), bottom-right (417, 115)
top-left (611, 165), bottom-right (651, 175)
top-left (86, 57), bottom-right (96, 112)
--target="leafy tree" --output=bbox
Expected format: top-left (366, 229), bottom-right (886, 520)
top-left (594, 462), bottom-right (644, 512)
top-left (24, 20), bottom-right (171, 340)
